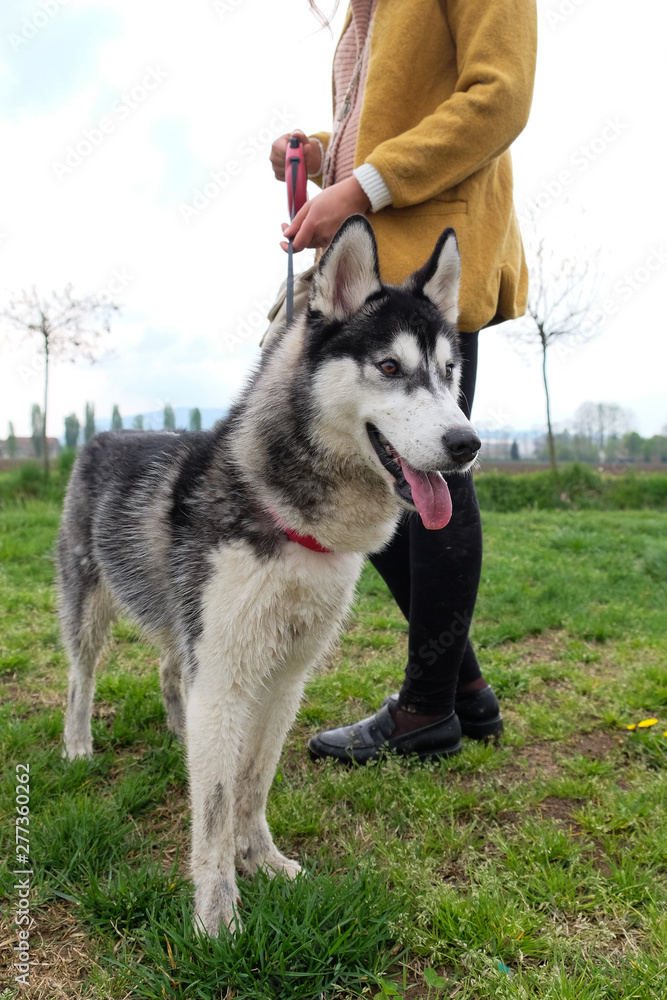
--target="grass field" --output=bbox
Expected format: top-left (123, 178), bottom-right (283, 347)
top-left (1, 500), bottom-right (666, 999)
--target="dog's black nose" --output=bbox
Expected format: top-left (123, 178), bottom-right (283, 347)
top-left (443, 427), bottom-right (481, 463)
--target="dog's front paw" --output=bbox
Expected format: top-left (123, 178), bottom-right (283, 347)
top-left (62, 739), bottom-right (93, 760)
top-left (194, 906), bottom-right (242, 937)
top-left (237, 830), bottom-right (302, 880)
top-left (258, 850), bottom-right (302, 880)
top-left (194, 879), bottom-right (242, 937)
top-left (268, 853), bottom-right (302, 879)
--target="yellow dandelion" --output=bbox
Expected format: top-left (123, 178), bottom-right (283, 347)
top-left (663, 730), bottom-right (667, 738)
top-left (626, 724), bottom-right (636, 730)
top-left (637, 718), bottom-right (658, 728)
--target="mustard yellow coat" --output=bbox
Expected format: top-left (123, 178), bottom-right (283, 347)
top-left (312, 0), bottom-right (537, 332)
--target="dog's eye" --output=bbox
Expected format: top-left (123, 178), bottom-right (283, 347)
top-left (378, 359), bottom-right (400, 376)
top-left (445, 364), bottom-right (454, 379)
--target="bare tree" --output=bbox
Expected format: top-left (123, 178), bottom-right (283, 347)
top-left (505, 239), bottom-right (601, 471)
top-left (1, 285), bottom-right (118, 476)
top-left (574, 401), bottom-right (631, 460)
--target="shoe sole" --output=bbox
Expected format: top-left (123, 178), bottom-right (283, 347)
top-left (308, 738), bottom-right (463, 765)
top-left (459, 715), bottom-right (504, 741)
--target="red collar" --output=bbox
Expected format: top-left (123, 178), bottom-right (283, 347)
top-left (268, 509), bottom-right (333, 554)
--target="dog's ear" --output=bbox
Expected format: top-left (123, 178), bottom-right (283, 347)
top-left (406, 227), bottom-right (461, 326)
top-left (309, 216), bottom-right (382, 321)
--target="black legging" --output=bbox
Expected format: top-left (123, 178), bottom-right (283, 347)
top-left (369, 332), bottom-right (483, 715)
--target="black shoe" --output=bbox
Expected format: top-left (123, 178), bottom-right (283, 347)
top-left (307, 701), bottom-right (462, 765)
top-left (380, 687), bottom-right (503, 741)
top-left (454, 685), bottom-right (503, 740)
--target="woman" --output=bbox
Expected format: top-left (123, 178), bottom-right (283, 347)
top-left (267, 0), bottom-right (537, 762)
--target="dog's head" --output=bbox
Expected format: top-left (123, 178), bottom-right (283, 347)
top-left (305, 216), bottom-right (480, 530)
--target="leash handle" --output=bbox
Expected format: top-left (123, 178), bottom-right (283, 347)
top-left (285, 136), bottom-right (307, 220)
top-left (285, 136), bottom-right (307, 324)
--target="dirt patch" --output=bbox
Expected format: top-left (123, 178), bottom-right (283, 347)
top-left (482, 731), bottom-right (623, 788)
top-left (565, 731), bottom-right (622, 760)
top-left (0, 902), bottom-right (115, 1000)
top-left (507, 629), bottom-right (571, 664)
top-left (0, 679), bottom-right (64, 713)
top-left (498, 740), bottom-right (562, 783)
top-left (586, 848), bottom-right (613, 877)
top-left (485, 809), bottom-right (524, 829)
top-left (435, 860), bottom-right (468, 887)
top-left (536, 795), bottom-right (586, 824)
top-left (499, 630), bottom-right (626, 687)
top-left (376, 960), bottom-right (456, 1000)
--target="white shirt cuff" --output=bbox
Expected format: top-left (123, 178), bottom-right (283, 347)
top-left (307, 137), bottom-right (325, 179)
top-left (353, 163), bottom-right (393, 212)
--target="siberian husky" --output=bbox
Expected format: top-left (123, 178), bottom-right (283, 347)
top-left (58, 216), bottom-right (480, 935)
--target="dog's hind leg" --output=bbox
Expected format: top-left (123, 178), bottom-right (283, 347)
top-left (234, 664), bottom-right (308, 880)
top-left (159, 646), bottom-right (186, 741)
top-left (62, 585), bottom-right (115, 760)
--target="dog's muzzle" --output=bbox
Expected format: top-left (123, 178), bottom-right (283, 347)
top-left (367, 424), bottom-right (414, 505)
top-left (366, 423), bottom-right (460, 530)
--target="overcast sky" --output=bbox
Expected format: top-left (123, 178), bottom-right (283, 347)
top-left (0, 0), bottom-right (665, 441)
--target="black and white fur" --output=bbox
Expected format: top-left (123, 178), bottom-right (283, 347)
top-left (59, 217), bottom-right (480, 936)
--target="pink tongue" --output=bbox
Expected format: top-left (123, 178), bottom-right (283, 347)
top-left (397, 457), bottom-right (452, 529)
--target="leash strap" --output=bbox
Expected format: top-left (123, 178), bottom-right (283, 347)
top-left (285, 137), bottom-right (307, 325)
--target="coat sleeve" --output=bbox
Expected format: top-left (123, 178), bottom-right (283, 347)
top-left (365, 0), bottom-right (537, 207)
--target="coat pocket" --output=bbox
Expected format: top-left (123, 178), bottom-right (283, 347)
top-left (381, 199), bottom-right (467, 218)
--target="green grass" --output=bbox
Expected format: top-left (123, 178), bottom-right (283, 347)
top-left (474, 463), bottom-right (667, 512)
top-left (1, 502), bottom-right (666, 998)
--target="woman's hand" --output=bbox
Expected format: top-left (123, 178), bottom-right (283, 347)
top-left (280, 178), bottom-right (371, 252)
top-left (270, 129), bottom-right (321, 181)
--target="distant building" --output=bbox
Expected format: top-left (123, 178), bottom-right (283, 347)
top-left (0, 436), bottom-right (60, 459)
